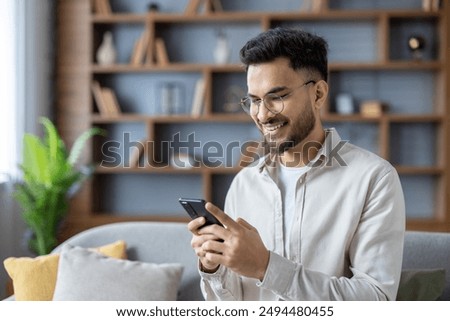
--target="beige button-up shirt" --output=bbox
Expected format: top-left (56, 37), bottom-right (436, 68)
top-left (200, 128), bottom-right (405, 300)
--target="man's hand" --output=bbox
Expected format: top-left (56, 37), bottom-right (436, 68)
top-left (188, 202), bottom-right (269, 281)
top-left (188, 215), bottom-right (221, 272)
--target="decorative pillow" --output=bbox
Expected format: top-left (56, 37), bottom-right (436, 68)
top-left (52, 245), bottom-right (183, 301)
top-left (396, 269), bottom-right (446, 301)
top-left (3, 240), bottom-right (127, 301)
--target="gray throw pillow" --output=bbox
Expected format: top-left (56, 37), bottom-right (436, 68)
top-left (396, 269), bottom-right (446, 301)
top-left (52, 245), bottom-right (183, 301)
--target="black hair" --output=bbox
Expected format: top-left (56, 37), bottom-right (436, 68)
top-left (239, 27), bottom-right (328, 81)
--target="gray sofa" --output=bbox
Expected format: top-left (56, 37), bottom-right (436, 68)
top-left (4, 222), bottom-right (450, 300)
top-left (402, 230), bottom-right (450, 300)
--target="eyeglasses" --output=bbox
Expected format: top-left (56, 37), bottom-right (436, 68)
top-left (240, 80), bottom-right (316, 116)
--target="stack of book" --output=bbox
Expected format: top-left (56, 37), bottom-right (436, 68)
top-left (130, 32), bottom-right (169, 66)
top-left (91, 81), bottom-right (122, 116)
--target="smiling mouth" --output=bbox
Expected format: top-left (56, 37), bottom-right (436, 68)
top-left (263, 121), bottom-right (287, 133)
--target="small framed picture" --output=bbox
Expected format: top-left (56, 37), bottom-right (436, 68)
top-left (360, 100), bottom-right (387, 117)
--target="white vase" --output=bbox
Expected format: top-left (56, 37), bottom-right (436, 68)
top-left (96, 31), bottom-right (116, 65)
top-left (336, 93), bottom-right (354, 114)
top-left (213, 32), bottom-right (230, 64)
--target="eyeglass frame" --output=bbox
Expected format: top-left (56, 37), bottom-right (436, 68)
top-left (240, 80), bottom-right (316, 116)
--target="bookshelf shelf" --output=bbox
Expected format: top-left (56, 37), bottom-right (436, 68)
top-left (95, 165), bottom-right (242, 174)
top-left (395, 166), bottom-right (444, 175)
top-left (91, 61), bottom-right (442, 74)
top-left (91, 113), bottom-right (252, 123)
top-left (91, 9), bottom-right (441, 24)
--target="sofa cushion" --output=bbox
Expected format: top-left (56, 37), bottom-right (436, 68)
top-left (48, 222), bottom-right (202, 300)
top-left (3, 240), bottom-right (126, 301)
top-left (52, 245), bottom-right (183, 301)
top-left (397, 269), bottom-right (446, 301)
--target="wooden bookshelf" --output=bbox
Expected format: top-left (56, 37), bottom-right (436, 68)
top-left (55, 0), bottom-right (450, 239)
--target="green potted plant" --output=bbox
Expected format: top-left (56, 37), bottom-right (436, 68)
top-left (14, 117), bottom-right (103, 256)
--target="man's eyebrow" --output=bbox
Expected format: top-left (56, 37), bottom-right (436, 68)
top-left (248, 86), bottom-right (288, 98)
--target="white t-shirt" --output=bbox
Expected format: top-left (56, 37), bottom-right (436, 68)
top-left (277, 162), bottom-right (309, 256)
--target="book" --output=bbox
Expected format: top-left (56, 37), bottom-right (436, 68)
top-left (99, 0), bottom-right (112, 14)
top-left (301, 0), bottom-right (327, 12)
top-left (422, 0), bottom-right (432, 11)
top-left (311, 0), bottom-right (326, 12)
top-left (184, 0), bottom-right (202, 15)
top-left (91, 81), bottom-right (109, 115)
top-left (128, 139), bottom-right (146, 167)
top-left (94, 0), bottom-right (112, 15)
top-left (130, 29), bottom-right (150, 65)
top-left (130, 35), bottom-right (144, 65)
top-left (184, 0), bottom-right (222, 14)
top-left (432, 0), bottom-right (441, 11)
top-left (93, 0), bottom-right (104, 14)
top-left (211, 0), bottom-right (223, 12)
top-left (191, 78), bottom-right (206, 117)
top-left (91, 81), bottom-right (122, 116)
top-left (143, 37), bottom-right (169, 65)
top-left (101, 87), bottom-right (121, 116)
top-left (155, 38), bottom-right (169, 66)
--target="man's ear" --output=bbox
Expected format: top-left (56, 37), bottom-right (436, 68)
top-left (313, 80), bottom-right (328, 110)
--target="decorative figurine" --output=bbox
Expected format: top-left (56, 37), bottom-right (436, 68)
top-left (335, 93), bottom-right (354, 115)
top-left (96, 31), bottom-right (116, 65)
top-left (147, 3), bottom-right (159, 12)
top-left (407, 35), bottom-right (426, 61)
top-left (213, 29), bottom-right (230, 64)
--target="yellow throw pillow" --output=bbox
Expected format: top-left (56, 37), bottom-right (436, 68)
top-left (3, 240), bottom-right (127, 301)
top-left (95, 240), bottom-right (127, 260)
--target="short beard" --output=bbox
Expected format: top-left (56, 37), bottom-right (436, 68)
top-left (263, 104), bottom-right (316, 155)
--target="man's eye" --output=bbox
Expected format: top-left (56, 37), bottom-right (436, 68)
top-left (251, 98), bottom-right (262, 105)
top-left (266, 94), bottom-right (284, 102)
top-left (274, 93), bottom-right (289, 100)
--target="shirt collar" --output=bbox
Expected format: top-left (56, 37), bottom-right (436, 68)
top-left (257, 128), bottom-right (343, 173)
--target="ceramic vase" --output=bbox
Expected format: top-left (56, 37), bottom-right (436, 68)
top-left (213, 31), bottom-right (230, 64)
top-left (96, 31), bottom-right (116, 65)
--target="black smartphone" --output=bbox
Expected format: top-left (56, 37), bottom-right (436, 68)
top-left (179, 198), bottom-right (223, 227)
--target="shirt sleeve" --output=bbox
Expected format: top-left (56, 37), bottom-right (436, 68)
top-left (259, 169), bottom-right (405, 300)
top-left (199, 263), bottom-right (243, 300)
top-left (198, 177), bottom-right (244, 301)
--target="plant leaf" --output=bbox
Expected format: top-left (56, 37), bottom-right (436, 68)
top-left (68, 127), bottom-right (104, 165)
top-left (40, 117), bottom-right (61, 161)
top-left (22, 134), bottom-right (50, 186)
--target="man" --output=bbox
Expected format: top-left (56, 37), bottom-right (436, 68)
top-left (188, 27), bottom-right (405, 300)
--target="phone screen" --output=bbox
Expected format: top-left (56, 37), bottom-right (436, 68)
top-left (179, 198), bottom-right (223, 226)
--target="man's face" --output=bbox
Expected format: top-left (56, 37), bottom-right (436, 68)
top-left (246, 58), bottom-right (318, 154)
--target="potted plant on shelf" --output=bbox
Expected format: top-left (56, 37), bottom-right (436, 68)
top-left (14, 117), bottom-right (103, 256)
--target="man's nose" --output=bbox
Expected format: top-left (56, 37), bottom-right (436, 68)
top-left (256, 102), bottom-right (275, 123)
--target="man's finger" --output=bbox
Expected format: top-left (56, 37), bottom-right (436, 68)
top-left (205, 202), bottom-right (239, 230)
top-left (236, 217), bottom-right (257, 232)
top-left (187, 216), bottom-right (206, 234)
